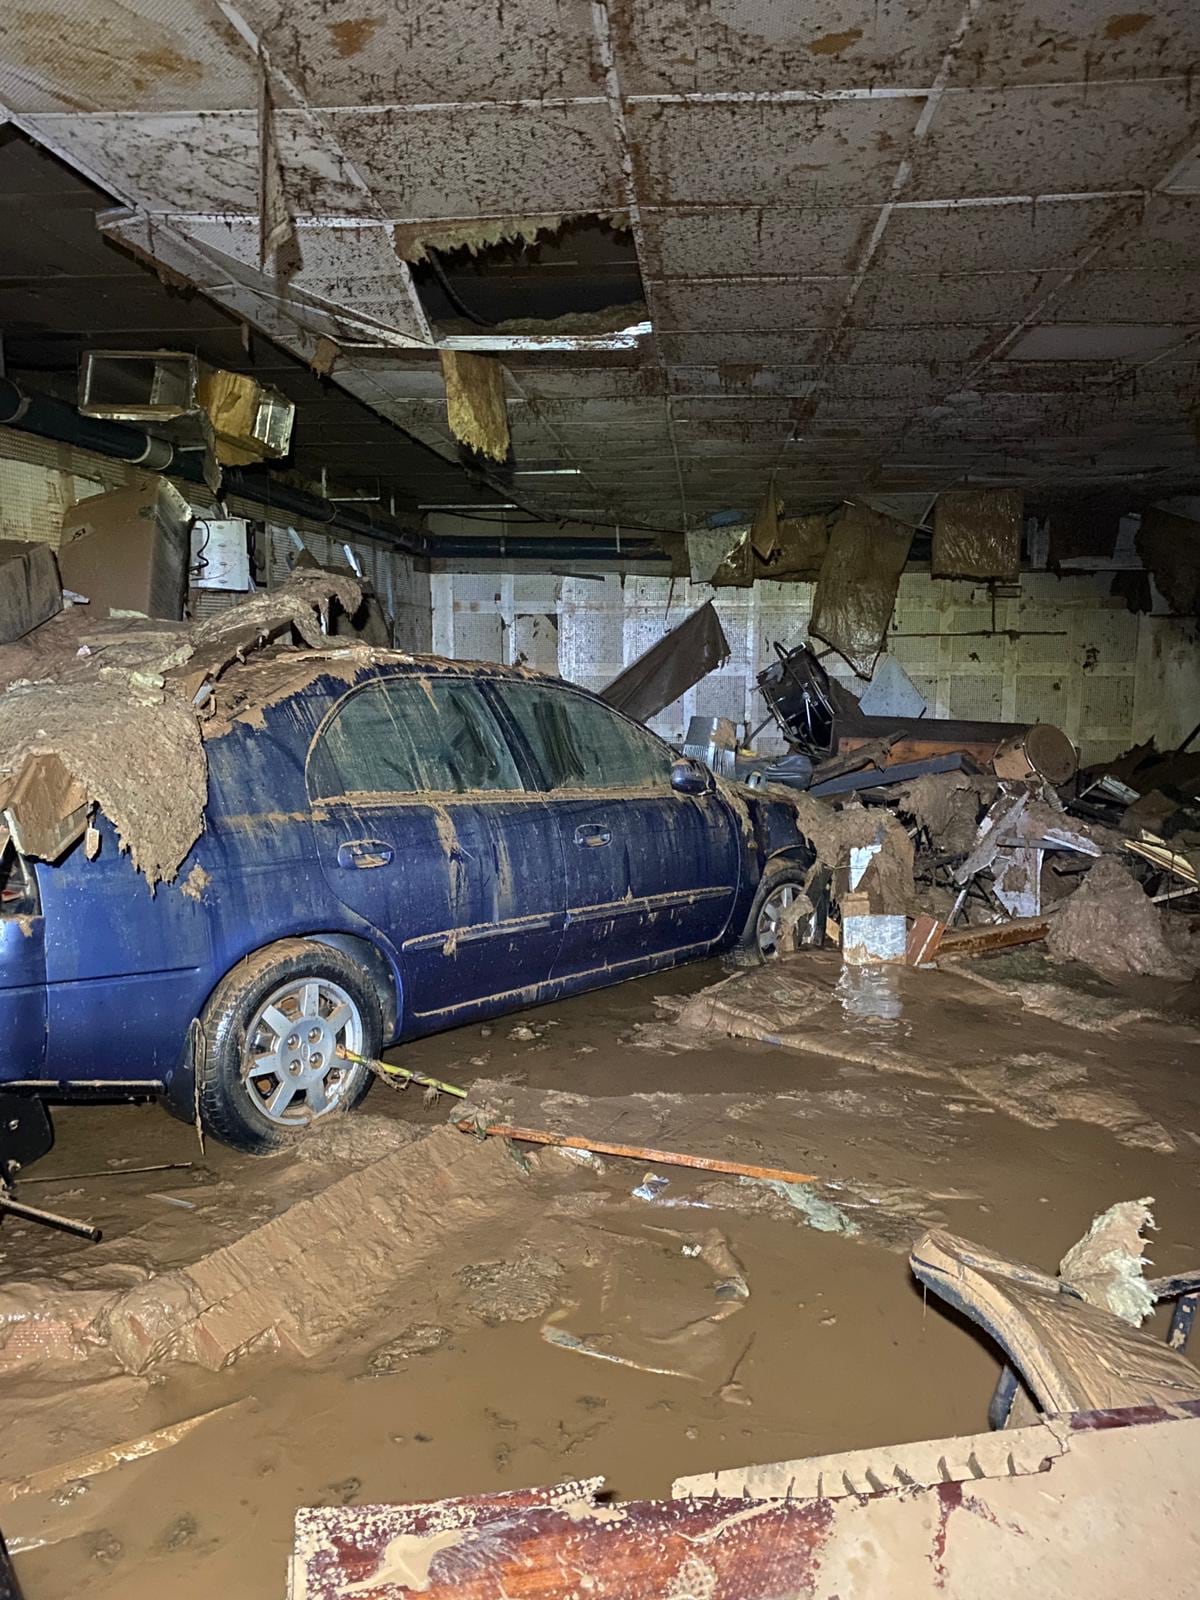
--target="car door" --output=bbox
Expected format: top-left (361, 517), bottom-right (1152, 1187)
top-left (307, 671), bottom-right (566, 1024)
top-left (484, 679), bottom-right (741, 982)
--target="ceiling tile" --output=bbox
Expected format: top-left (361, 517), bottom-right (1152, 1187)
top-left (851, 269), bottom-right (1065, 326)
top-left (876, 197), bottom-right (1132, 272)
top-left (641, 205), bottom-right (873, 277)
top-left (233, 0), bottom-right (599, 107)
top-left (332, 103), bottom-right (620, 218)
top-left (0, 0), bottom-right (256, 112)
top-left (617, 0), bottom-right (968, 94)
top-left (652, 277), bottom-right (849, 332)
top-left (911, 82), bottom-right (1197, 201)
top-left (949, 0), bottom-right (1200, 88)
top-left (836, 326), bottom-right (992, 362)
top-left (656, 331), bottom-right (824, 364)
top-left (1048, 270), bottom-right (1200, 323)
top-left (628, 98), bottom-right (922, 207)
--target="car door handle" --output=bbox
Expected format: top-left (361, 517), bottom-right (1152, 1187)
top-left (336, 839), bottom-right (394, 869)
top-left (574, 824), bottom-right (612, 848)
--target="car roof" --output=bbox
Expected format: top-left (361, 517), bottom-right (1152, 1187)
top-left (201, 644), bottom-right (587, 733)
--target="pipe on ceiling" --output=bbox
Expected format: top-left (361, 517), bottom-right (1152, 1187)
top-left (432, 534), bottom-right (664, 562)
top-left (0, 377), bottom-right (427, 557)
top-left (0, 379), bottom-right (665, 566)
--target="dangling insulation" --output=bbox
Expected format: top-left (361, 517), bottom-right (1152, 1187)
top-left (439, 351), bottom-right (510, 461)
top-left (932, 490), bottom-right (1023, 581)
top-left (810, 504), bottom-right (914, 679)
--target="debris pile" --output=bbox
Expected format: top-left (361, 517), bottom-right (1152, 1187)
top-left (702, 639), bottom-right (1200, 981)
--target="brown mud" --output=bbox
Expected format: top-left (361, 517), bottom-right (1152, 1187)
top-left (1, 950), bottom-right (1198, 1598)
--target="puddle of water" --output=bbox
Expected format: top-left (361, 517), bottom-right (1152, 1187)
top-left (836, 963), bottom-right (905, 1026)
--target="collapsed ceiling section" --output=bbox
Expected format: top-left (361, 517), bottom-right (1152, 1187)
top-left (2, 0), bottom-right (1199, 528)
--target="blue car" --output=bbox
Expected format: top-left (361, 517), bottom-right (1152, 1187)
top-left (0, 653), bottom-right (818, 1152)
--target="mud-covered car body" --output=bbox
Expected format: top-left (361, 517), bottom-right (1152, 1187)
top-left (0, 653), bottom-right (814, 1128)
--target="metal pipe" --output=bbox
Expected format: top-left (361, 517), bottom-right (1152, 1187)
top-left (0, 378), bottom-right (426, 556)
top-left (433, 535), bottom-right (664, 561)
top-left (0, 378), bottom-right (666, 564)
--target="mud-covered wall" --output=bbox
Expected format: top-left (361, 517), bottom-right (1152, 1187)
top-left (431, 564), bottom-right (1199, 766)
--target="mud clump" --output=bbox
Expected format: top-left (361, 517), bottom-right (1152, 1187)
top-left (1046, 855), bottom-right (1196, 980)
top-left (293, 1113), bottom-right (425, 1169)
top-left (363, 1324), bottom-right (450, 1376)
top-left (455, 1251), bottom-right (563, 1325)
top-left (893, 772), bottom-right (993, 857)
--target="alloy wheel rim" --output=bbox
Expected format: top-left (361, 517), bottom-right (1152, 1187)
top-left (756, 883), bottom-right (809, 958)
top-left (243, 977), bottom-right (364, 1125)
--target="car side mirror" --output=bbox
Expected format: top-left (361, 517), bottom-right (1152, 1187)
top-left (670, 757), bottom-right (711, 795)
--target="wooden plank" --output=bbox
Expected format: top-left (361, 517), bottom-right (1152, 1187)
top-left (936, 917), bottom-right (1049, 957)
top-left (456, 1122), bottom-right (817, 1185)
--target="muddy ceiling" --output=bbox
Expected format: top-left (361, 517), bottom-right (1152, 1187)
top-left (1, 0), bottom-right (1199, 531)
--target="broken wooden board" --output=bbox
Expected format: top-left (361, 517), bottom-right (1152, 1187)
top-left (911, 1229), bottom-right (1200, 1415)
top-left (0, 540), bottom-right (61, 644)
top-left (936, 917), bottom-right (1050, 957)
top-left (290, 1403), bottom-right (1200, 1598)
top-left (1, 750), bottom-right (89, 861)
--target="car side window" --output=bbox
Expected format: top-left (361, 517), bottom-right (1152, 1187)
top-left (309, 677), bottom-right (522, 798)
top-left (493, 681), bottom-right (674, 792)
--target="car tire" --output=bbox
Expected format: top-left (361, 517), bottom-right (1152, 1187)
top-left (196, 939), bottom-right (382, 1155)
top-left (740, 862), bottom-right (828, 963)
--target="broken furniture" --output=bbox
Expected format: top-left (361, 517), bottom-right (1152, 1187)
top-left (0, 1093), bottom-right (101, 1243)
top-left (757, 641), bottom-right (1076, 784)
top-left (0, 541), bottom-right (61, 645)
top-left (911, 1228), bottom-right (1200, 1423)
top-left (951, 787), bottom-right (1102, 919)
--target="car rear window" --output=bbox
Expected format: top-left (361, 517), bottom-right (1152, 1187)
top-left (490, 681), bottom-right (674, 792)
top-left (309, 677), bottom-right (522, 798)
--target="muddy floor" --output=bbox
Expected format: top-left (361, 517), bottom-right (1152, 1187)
top-left (2, 949), bottom-right (1198, 1598)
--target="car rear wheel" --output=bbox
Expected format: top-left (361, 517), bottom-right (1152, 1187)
top-left (197, 939), bottom-right (381, 1154)
top-left (741, 864), bottom-right (827, 962)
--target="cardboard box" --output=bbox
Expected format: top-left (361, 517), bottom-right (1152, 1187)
top-left (58, 479), bottom-right (192, 620)
top-left (0, 539), bottom-right (62, 643)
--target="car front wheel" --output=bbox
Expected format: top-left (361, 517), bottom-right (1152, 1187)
top-left (741, 864), bottom-right (827, 962)
top-left (197, 939), bottom-right (380, 1153)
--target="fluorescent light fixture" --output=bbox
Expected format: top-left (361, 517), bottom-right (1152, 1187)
top-left (512, 467), bottom-right (583, 476)
top-left (419, 502), bottom-right (518, 510)
top-left (438, 320), bottom-right (652, 353)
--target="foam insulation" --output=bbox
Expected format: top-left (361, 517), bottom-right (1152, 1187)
top-left (750, 484), bottom-right (781, 561)
top-left (393, 212), bottom-right (627, 263)
top-left (810, 504), bottom-right (914, 678)
top-left (1058, 1198), bottom-right (1157, 1328)
top-left (932, 490), bottom-right (1023, 582)
top-left (439, 351), bottom-right (510, 461)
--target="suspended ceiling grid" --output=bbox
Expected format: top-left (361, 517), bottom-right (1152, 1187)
top-left (1, 0), bottom-right (1199, 531)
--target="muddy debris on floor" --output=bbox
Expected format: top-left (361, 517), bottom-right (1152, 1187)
top-left (2, 943), bottom-right (1199, 1598)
